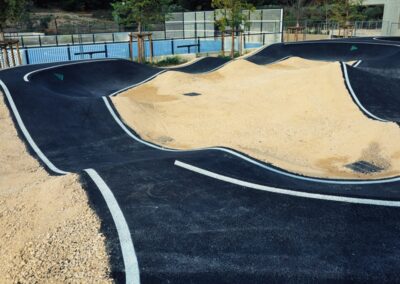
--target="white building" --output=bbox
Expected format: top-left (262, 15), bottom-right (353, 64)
top-left (363, 0), bottom-right (400, 35)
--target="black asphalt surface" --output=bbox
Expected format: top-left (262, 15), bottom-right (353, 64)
top-left (1, 38), bottom-right (400, 283)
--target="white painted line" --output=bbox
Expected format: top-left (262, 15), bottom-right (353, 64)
top-left (284, 40), bottom-right (400, 47)
top-left (104, 97), bottom-right (400, 185)
top-left (84, 169), bottom-right (140, 284)
top-left (23, 58), bottom-right (118, 82)
top-left (341, 62), bottom-right (387, 122)
top-left (0, 79), bottom-right (68, 174)
top-left (0, 80), bottom-right (139, 283)
top-left (174, 160), bottom-right (400, 207)
top-left (109, 70), bottom-right (166, 97)
top-left (353, 60), bottom-right (362, 67)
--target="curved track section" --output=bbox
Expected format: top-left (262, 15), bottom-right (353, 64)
top-left (1, 39), bottom-right (400, 283)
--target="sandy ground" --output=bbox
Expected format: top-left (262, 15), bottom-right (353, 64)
top-left (113, 57), bottom-right (400, 179)
top-left (0, 96), bottom-right (111, 283)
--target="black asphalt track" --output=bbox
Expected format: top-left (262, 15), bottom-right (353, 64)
top-left (1, 39), bottom-right (400, 283)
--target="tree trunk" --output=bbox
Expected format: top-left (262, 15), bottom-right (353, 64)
top-left (0, 27), bottom-right (4, 42)
top-left (137, 22), bottom-right (144, 63)
top-left (221, 32), bottom-right (225, 56)
top-left (231, 30), bottom-right (235, 59)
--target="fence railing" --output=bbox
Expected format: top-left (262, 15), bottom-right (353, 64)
top-left (0, 31), bottom-right (281, 68)
top-left (4, 9), bottom-right (283, 48)
top-left (281, 20), bottom-right (386, 39)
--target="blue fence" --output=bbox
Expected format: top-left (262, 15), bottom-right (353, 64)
top-left (20, 36), bottom-right (266, 65)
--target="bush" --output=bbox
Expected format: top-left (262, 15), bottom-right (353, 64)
top-left (153, 56), bottom-right (187, 67)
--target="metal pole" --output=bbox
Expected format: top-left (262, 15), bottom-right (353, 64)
top-left (195, 12), bottom-right (197, 39)
top-left (183, 12), bottom-right (185, 38)
top-left (25, 48), bottom-right (30, 65)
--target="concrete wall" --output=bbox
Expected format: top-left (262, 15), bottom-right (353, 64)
top-left (363, 0), bottom-right (400, 35)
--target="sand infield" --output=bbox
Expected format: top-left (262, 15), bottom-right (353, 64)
top-left (0, 95), bottom-right (111, 283)
top-left (113, 57), bottom-right (400, 179)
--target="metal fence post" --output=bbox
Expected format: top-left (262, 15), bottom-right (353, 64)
top-left (67, 45), bottom-right (71, 61)
top-left (105, 43), bottom-right (108, 58)
top-left (171, 38), bottom-right (174, 55)
top-left (24, 48), bottom-right (30, 65)
top-left (38, 35), bottom-right (42, 47)
top-left (183, 11), bottom-right (185, 39)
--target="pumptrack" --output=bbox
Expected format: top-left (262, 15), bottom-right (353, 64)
top-left (1, 37), bottom-right (400, 283)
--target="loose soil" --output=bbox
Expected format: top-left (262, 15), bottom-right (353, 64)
top-left (113, 57), bottom-right (400, 179)
top-left (0, 95), bottom-right (111, 283)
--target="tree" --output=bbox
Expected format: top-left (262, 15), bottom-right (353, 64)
top-left (0, 0), bottom-right (30, 40)
top-left (112, 0), bottom-right (172, 32)
top-left (212, 0), bottom-right (255, 58)
top-left (331, 0), bottom-right (365, 26)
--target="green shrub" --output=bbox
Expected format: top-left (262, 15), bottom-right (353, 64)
top-left (153, 56), bottom-right (187, 67)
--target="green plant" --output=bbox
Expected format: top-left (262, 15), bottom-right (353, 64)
top-left (212, 0), bottom-right (255, 58)
top-left (39, 15), bottom-right (53, 30)
top-left (112, 0), bottom-right (172, 32)
top-left (331, 0), bottom-right (365, 25)
top-left (0, 0), bottom-right (30, 37)
top-left (152, 56), bottom-right (187, 67)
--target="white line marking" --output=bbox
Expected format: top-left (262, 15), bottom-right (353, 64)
top-left (0, 80), bottom-right (139, 283)
top-left (84, 169), bottom-right (140, 284)
top-left (109, 70), bottom-right (166, 97)
top-left (341, 62), bottom-right (387, 122)
top-left (0, 79), bottom-right (68, 174)
top-left (23, 58), bottom-right (118, 82)
top-left (174, 160), bottom-right (400, 207)
top-left (353, 60), bottom-right (362, 67)
top-left (103, 97), bottom-right (400, 185)
top-left (284, 40), bottom-right (400, 47)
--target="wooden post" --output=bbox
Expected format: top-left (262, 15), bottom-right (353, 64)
top-left (238, 30), bottom-right (243, 56)
top-left (129, 32), bottom-right (133, 61)
top-left (149, 34), bottom-right (153, 64)
top-left (9, 44), bottom-right (16, 66)
top-left (230, 30), bottom-right (235, 59)
top-left (0, 46), bottom-right (3, 69)
top-left (16, 42), bottom-right (22, 65)
top-left (137, 35), bottom-right (142, 63)
top-left (3, 46), bottom-right (9, 68)
top-left (221, 32), bottom-right (225, 56)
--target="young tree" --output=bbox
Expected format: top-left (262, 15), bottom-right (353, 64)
top-left (112, 0), bottom-right (173, 63)
top-left (331, 0), bottom-right (365, 26)
top-left (212, 0), bottom-right (255, 58)
top-left (112, 0), bottom-right (172, 33)
top-left (0, 0), bottom-right (30, 41)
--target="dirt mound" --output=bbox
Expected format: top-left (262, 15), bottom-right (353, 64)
top-left (0, 95), bottom-right (111, 282)
top-left (112, 57), bottom-right (400, 179)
